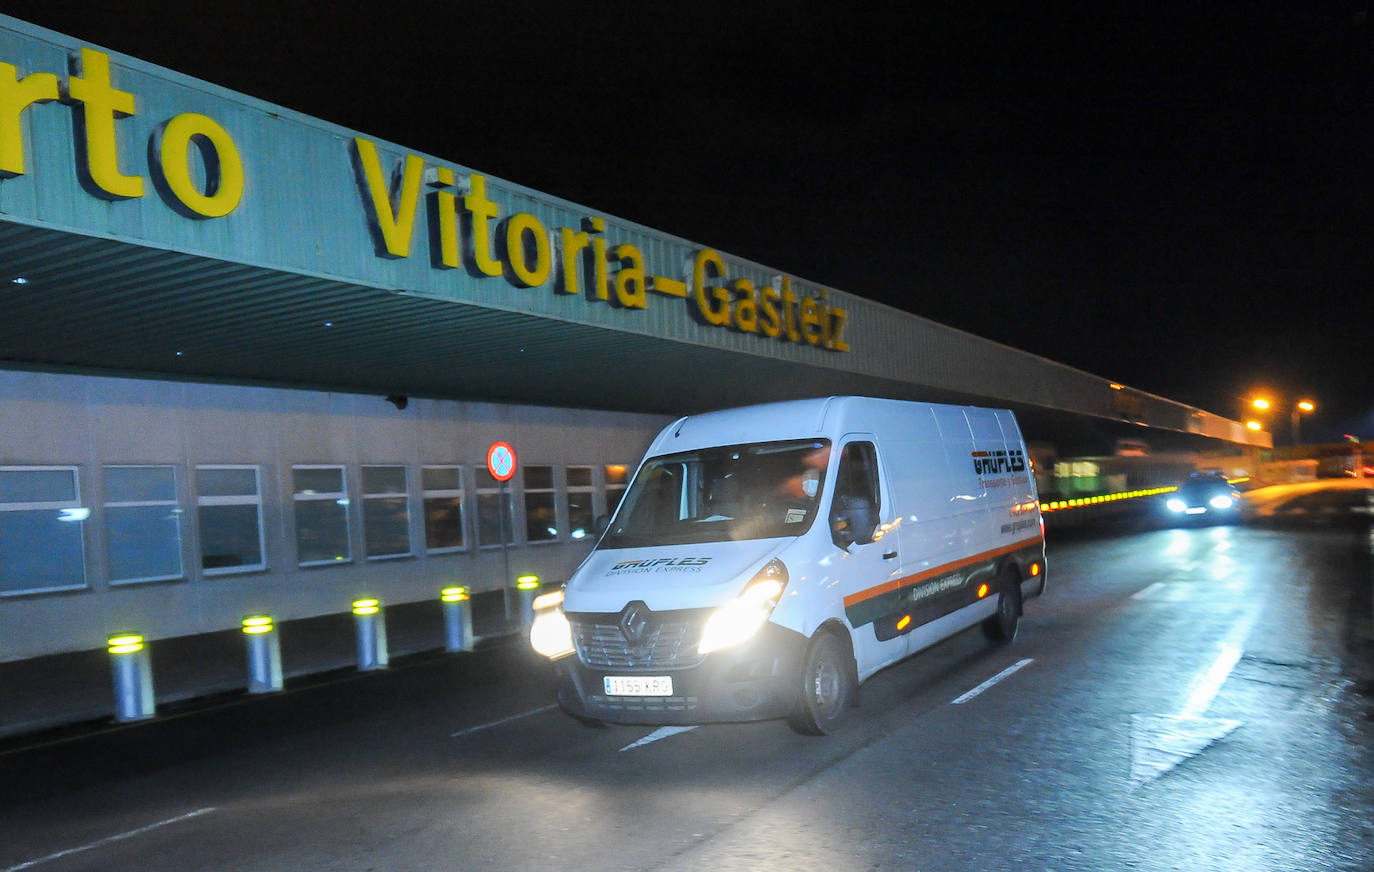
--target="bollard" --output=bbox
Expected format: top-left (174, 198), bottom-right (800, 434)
top-left (352, 597), bottom-right (388, 670)
top-left (442, 586), bottom-right (475, 652)
top-left (241, 615), bottom-right (283, 693)
top-left (107, 633), bottom-right (155, 722)
top-left (516, 575), bottom-right (541, 632)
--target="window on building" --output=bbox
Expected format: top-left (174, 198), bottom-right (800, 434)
top-left (197, 465), bottom-right (265, 574)
top-left (476, 467), bottom-right (512, 547)
top-left (524, 465), bottom-right (557, 543)
top-left (567, 466), bottom-right (594, 541)
top-left (421, 465), bottom-right (465, 553)
top-left (293, 465), bottom-right (351, 566)
top-left (104, 465), bottom-right (183, 583)
top-left (0, 466), bottom-right (87, 595)
top-left (605, 463), bottom-right (630, 515)
top-left (362, 465), bottom-right (410, 559)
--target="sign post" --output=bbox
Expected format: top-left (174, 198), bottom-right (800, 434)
top-left (486, 441), bottom-right (517, 622)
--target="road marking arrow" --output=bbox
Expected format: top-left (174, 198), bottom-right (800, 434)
top-left (1129, 713), bottom-right (1242, 785)
top-left (1129, 610), bottom-right (1257, 787)
top-left (620, 726), bottom-right (696, 751)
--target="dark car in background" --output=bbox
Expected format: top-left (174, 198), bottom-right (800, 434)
top-left (1164, 472), bottom-right (1242, 522)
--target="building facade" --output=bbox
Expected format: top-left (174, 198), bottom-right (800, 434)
top-left (0, 15), bottom-right (1264, 670)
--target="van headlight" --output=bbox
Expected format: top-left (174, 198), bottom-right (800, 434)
top-left (698, 559), bottom-right (788, 655)
top-left (530, 590), bottom-right (574, 660)
top-left (1209, 495), bottom-right (1234, 510)
top-left (1166, 498), bottom-right (1187, 513)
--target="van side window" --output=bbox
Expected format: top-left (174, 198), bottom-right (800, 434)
top-left (832, 442), bottom-right (880, 545)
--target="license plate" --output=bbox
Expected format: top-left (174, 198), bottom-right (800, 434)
top-left (604, 675), bottom-right (673, 697)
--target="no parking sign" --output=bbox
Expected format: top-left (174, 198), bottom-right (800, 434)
top-left (486, 441), bottom-right (517, 482)
top-left (485, 441), bottom-right (519, 618)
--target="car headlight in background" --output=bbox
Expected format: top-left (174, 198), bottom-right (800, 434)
top-left (698, 558), bottom-right (789, 655)
top-left (1166, 498), bottom-right (1187, 513)
top-left (1209, 495), bottom-right (1234, 510)
top-left (529, 589), bottom-right (574, 659)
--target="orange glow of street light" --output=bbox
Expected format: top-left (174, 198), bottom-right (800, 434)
top-left (1290, 399), bottom-right (1316, 445)
top-left (1252, 398), bottom-right (1271, 411)
top-left (1246, 420), bottom-right (1263, 431)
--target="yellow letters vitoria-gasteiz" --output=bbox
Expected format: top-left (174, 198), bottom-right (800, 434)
top-left (0, 47), bottom-right (243, 216)
top-left (0, 39), bottom-right (850, 352)
top-left (351, 137), bottom-right (851, 352)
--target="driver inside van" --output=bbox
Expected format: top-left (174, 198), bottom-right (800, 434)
top-left (779, 445), bottom-right (831, 502)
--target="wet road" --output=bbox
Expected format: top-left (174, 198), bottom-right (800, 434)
top-left (2, 520), bottom-right (1371, 871)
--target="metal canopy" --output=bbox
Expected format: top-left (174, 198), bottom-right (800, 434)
top-left (0, 219), bottom-right (1240, 455)
top-left (0, 221), bottom-right (914, 413)
top-left (0, 220), bottom-right (1258, 454)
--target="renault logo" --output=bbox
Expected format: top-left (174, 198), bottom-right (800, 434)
top-left (618, 601), bottom-right (653, 645)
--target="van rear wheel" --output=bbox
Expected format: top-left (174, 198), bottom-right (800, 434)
top-left (787, 630), bottom-right (854, 735)
top-left (982, 570), bottom-right (1021, 643)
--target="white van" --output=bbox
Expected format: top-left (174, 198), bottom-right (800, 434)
top-left (530, 396), bottom-right (1046, 734)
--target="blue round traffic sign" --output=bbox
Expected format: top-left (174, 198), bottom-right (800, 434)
top-left (486, 441), bottom-right (516, 482)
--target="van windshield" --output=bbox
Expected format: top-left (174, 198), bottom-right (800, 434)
top-left (601, 440), bottom-right (830, 548)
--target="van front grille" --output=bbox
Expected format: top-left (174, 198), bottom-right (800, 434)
top-left (570, 609), bottom-right (706, 670)
top-left (588, 694), bottom-right (698, 713)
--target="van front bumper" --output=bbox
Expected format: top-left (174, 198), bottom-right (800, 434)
top-left (555, 621), bottom-right (808, 726)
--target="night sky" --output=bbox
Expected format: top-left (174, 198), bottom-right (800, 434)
top-left (6, 2), bottom-right (1372, 442)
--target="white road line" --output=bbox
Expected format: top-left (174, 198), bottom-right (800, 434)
top-left (620, 726), bottom-right (697, 751)
top-left (449, 704), bottom-right (557, 738)
top-left (1178, 644), bottom-right (1243, 718)
top-left (1177, 607), bottom-right (1259, 717)
top-left (951, 658), bottom-right (1034, 705)
top-left (3, 807), bottom-right (216, 872)
top-left (1130, 609), bottom-right (1260, 785)
top-left (1176, 609), bottom-right (1258, 719)
top-left (1131, 581), bottom-right (1166, 600)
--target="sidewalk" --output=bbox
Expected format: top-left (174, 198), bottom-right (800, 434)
top-left (0, 589), bottom-right (526, 740)
top-left (1240, 477), bottom-right (1373, 519)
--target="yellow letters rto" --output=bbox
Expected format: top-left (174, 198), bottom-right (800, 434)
top-left (352, 137), bottom-right (424, 258)
top-left (156, 113), bottom-right (244, 218)
top-left (0, 61), bottom-right (58, 177)
top-left (63, 48), bottom-right (143, 199)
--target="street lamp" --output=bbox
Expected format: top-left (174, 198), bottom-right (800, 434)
top-left (1244, 392), bottom-right (1316, 446)
top-left (1291, 400), bottom-right (1315, 445)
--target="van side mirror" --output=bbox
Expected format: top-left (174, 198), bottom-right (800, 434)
top-left (832, 524), bottom-right (855, 551)
top-left (831, 497), bottom-right (877, 549)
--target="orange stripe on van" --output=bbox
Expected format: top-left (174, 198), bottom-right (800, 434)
top-left (842, 536), bottom-right (1044, 609)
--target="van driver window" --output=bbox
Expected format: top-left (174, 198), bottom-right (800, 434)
top-left (833, 442), bottom-right (880, 543)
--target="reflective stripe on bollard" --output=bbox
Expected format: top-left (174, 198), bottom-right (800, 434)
top-left (352, 598), bottom-right (388, 670)
top-left (516, 575), bottom-right (540, 632)
top-left (442, 587), bottom-right (474, 652)
top-left (242, 615), bottom-right (283, 693)
top-left (107, 633), bottom-right (155, 722)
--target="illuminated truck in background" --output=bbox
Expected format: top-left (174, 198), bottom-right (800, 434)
top-left (531, 396), bottom-right (1046, 734)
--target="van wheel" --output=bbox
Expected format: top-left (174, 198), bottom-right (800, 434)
top-left (982, 570), bottom-right (1021, 643)
top-left (787, 630), bottom-right (854, 735)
